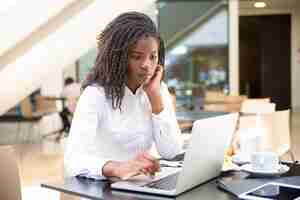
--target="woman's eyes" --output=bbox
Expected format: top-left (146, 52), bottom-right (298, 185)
top-left (150, 55), bottom-right (158, 60)
top-left (130, 54), bottom-right (140, 60)
top-left (131, 54), bottom-right (157, 61)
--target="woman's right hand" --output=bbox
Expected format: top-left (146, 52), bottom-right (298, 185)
top-left (103, 152), bottom-right (160, 180)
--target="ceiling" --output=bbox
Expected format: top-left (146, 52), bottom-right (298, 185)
top-left (239, 0), bottom-right (299, 10)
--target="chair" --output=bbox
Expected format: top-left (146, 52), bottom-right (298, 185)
top-left (268, 110), bottom-right (294, 161)
top-left (237, 109), bottom-right (295, 161)
top-left (18, 95), bottom-right (62, 143)
top-left (203, 103), bottom-right (230, 112)
top-left (203, 102), bottom-right (241, 113)
top-left (204, 90), bottom-right (226, 102)
top-left (204, 94), bottom-right (247, 113)
top-left (240, 99), bottom-right (274, 114)
top-left (19, 97), bottom-right (33, 118)
top-left (0, 146), bottom-right (21, 200)
top-left (36, 95), bottom-right (71, 141)
top-left (224, 95), bottom-right (247, 104)
top-left (0, 146), bottom-right (61, 200)
top-left (241, 98), bottom-right (271, 103)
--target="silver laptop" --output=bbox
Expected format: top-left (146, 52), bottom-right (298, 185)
top-left (111, 113), bottom-right (238, 196)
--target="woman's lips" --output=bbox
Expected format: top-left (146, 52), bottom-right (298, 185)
top-left (139, 73), bottom-right (152, 80)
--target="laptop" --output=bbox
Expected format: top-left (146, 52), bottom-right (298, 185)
top-left (111, 113), bottom-right (238, 196)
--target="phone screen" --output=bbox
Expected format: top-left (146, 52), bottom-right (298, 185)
top-left (245, 183), bottom-right (300, 200)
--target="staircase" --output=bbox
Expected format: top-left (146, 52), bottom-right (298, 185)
top-left (0, 0), bottom-right (156, 115)
top-left (158, 0), bottom-right (222, 49)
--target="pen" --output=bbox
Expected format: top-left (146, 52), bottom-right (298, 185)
top-left (75, 174), bottom-right (107, 181)
top-left (160, 163), bottom-right (182, 168)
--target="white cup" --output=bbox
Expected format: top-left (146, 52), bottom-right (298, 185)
top-left (251, 151), bottom-right (279, 171)
top-left (240, 130), bottom-right (261, 161)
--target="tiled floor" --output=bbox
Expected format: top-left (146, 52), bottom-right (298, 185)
top-left (2, 112), bottom-right (300, 199)
top-left (14, 141), bottom-right (64, 186)
top-left (12, 137), bottom-right (81, 200)
top-left (14, 139), bottom-right (65, 199)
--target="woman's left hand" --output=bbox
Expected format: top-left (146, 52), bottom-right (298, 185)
top-left (143, 64), bottom-right (164, 97)
top-left (143, 65), bottom-right (164, 114)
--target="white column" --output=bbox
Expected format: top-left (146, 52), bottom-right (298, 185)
top-left (229, 0), bottom-right (239, 95)
top-left (41, 68), bottom-right (63, 97)
top-left (292, 5), bottom-right (300, 111)
top-left (63, 62), bottom-right (77, 81)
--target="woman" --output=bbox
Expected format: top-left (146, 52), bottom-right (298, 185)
top-left (64, 12), bottom-right (182, 180)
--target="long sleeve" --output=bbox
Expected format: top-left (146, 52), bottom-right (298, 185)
top-left (64, 86), bottom-right (110, 177)
top-left (151, 83), bottom-right (183, 159)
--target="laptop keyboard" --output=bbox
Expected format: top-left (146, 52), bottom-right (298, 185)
top-left (162, 152), bottom-right (185, 162)
top-left (144, 173), bottom-right (179, 190)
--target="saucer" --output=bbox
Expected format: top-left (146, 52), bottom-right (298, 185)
top-left (240, 164), bottom-right (290, 177)
top-left (232, 154), bottom-right (250, 165)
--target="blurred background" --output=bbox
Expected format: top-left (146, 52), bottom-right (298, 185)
top-left (0, 0), bottom-right (300, 199)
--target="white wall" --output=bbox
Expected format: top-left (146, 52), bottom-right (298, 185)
top-left (0, 0), bottom-right (76, 57)
top-left (240, 3), bottom-right (300, 111)
top-left (0, 0), bottom-right (156, 115)
top-left (229, 0), bottom-right (239, 95)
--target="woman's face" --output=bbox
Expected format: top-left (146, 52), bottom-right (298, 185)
top-left (127, 36), bottom-right (159, 91)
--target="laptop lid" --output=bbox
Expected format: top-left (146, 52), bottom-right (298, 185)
top-left (111, 113), bottom-right (238, 196)
top-left (175, 113), bottom-right (238, 195)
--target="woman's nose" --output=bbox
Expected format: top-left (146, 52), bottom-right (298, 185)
top-left (140, 59), bottom-right (152, 70)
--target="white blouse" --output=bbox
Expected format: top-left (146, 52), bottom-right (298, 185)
top-left (64, 82), bottom-right (182, 177)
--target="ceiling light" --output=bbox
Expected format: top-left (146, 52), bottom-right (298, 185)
top-left (254, 1), bottom-right (266, 8)
top-left (170, 46), bottom-right (188, 55)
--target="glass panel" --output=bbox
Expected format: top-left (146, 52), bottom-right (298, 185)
top-left (158, 0), bottom-right (229, 112)
top-left (78, 48), bottom-right (97, 81)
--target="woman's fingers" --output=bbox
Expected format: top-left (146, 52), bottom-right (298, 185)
top-left (119, 153), bottom-right (161, 180)
top-left (136, 153), bottom-right (160, 174)
top-left (119, 161), bottom-right (144, 180)
top-left (121, 171), bottom-right (140, 180)
top-left (142, 153), bottom-right (160, 171)
top-left (139, 152), bottom-right (156, 161)
top-left (155, 64), bottom-right (164, 78)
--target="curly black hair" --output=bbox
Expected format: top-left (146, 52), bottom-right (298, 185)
top-left (82, 11), bottom-right (165, 110)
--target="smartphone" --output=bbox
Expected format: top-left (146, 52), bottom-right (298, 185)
top-left (239, 182), bottom-right (300, 200)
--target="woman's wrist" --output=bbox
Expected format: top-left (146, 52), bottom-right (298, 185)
top-left (148, 94), bottom-right (164, 114)
top-left (102, 161), bottom-right (121, 177)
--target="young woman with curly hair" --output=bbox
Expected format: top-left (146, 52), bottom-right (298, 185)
top-left (64, 12), bottom-right (182, 180)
